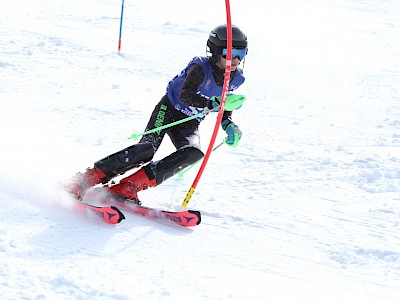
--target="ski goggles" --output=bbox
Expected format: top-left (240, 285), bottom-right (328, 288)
top-left (221, 47), bottom-right (248, 60)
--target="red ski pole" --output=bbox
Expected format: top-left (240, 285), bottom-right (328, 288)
top-left (182, 0), bottom-right (233, 208)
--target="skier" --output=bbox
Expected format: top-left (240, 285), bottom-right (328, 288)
top-left (66, 24), bottom-right (248, 204)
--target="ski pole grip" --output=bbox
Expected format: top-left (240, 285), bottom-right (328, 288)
top-left (225, 94), bottom-right (246, 111)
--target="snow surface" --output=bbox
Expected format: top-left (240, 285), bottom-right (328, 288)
top-left (1, 0), bottom-right (399, 299)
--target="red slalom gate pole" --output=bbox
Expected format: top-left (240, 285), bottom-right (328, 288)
top-left (182, 0), bottom-right (233, 208)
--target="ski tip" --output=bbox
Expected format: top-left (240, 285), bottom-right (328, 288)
top-left (188, 210), bottom-right (201, 225)
top-left (111, 206), bottom-right (126, 223)
top-left (105, 206), bottom-right (125, 224)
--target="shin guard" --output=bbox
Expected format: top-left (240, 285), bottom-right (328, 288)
top-left (94, 142), bottom-right (154, 183)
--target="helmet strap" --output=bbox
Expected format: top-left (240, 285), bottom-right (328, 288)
top-left (241, 56), bottom-right (246, 72)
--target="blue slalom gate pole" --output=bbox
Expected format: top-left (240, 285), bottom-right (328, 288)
top-left (118, 0), bottom-right (125, 53)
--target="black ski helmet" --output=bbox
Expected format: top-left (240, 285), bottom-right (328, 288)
top-left (207, 24), bottom-right (248, 58)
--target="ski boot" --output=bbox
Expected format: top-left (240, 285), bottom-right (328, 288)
top-left (107, 167), bottom-right (156, 205)
top-left (66, 142), bottom-right (155, 199)
top-left (66, 166), bottom-right (107, 199)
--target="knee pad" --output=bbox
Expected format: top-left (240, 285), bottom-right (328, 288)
top-left (94, 142), bottom-right (154, 182)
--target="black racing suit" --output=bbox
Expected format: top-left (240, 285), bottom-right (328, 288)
top-left (96, 58), bottom-right (237, 185)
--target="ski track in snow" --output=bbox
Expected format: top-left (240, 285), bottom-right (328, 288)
top-left (1, 0), bottom-right (400, 299)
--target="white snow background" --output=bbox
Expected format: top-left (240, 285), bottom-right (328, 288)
top-left (0, 0), bottom-right (399, 299)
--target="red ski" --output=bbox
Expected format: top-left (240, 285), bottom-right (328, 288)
top-left (73, 198), bottom-right (125, 224)
top-left (100, 197), bottom-right (201, 227)
top-left (68, 191), bottom-right (200, 227)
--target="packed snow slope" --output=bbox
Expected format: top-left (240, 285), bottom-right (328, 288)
top-left (0, 0), bottom-right (399, 299)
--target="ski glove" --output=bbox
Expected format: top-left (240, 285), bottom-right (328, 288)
top-left (205, 96), bottom-right (220, 112)
top-left (221, 119), bottom-right (242, 147)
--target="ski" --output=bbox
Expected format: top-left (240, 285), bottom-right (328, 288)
top-left (100, 197), bottom-right (201, 227)
top-left (73, 198), bottom-right (125, 224)
top-left (67, 190), bottom-right (200, 226)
